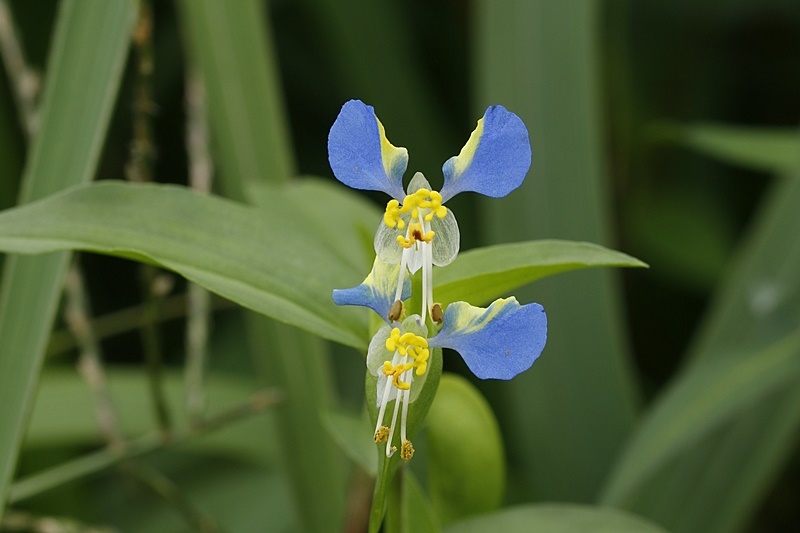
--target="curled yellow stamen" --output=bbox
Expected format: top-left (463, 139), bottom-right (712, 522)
top-left (397, 223), bottom-right (435, 248)
top-left (383, 189), bottom-right (448, 230)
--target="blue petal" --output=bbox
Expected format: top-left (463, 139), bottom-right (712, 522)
top-left (439, 105), bottom-right (531, 203)
top-left (331, 256), bottom-right (412, 321)
top-left (429, 298), bottom-right (546, 380)
top-left (328, 100), bottom-right (408, 200)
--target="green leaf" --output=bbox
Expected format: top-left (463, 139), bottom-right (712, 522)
top-left (248, 178), bottom-right (380, 274)
top-left (657, 122), bottom-right (800, 173)
top-left (434, 240), bottom-right (647, 307)
top-left (601, 329), bottom-right (800, 506)
top-left (0, 181), bottom-right (370, 349)
top-left (0, 0), bottom-right (136, 517)
top-left (425, 374), bottom-right (505, 525)
top-left (600, 176), bottom-right (800, 532)
top-left (444, 504), bottom-right (668, 533)
top-left (474, 0), bottom-right (641, 501)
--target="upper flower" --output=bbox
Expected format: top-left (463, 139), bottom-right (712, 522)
top-left (328, 100), bottom-right (532, 323)
top-left (327, 99), bottom-right (532, 204)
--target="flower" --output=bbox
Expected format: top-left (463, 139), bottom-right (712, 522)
top-left (328, 99), bottom-right (531, 324)
top-left (329, 100), bottom-right (545, 462)
top-left (362, 292), bottom-right (546, 460)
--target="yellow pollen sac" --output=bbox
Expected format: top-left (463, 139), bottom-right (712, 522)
top-left (383, 199), bottom-right (405, 229)
top-left (382, 189), bottom-right (448, 229)
top-left (401, 440), bottom-right (415, 461)
top-left (374, 426), bottom-right (390, 443)
top-left (382, 328), bottom-right (430, 389)
top-left (381, 361), bottom-right (413, 389)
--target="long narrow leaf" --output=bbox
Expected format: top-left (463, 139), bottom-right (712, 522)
top-left (445, 504), bottom-right (667, 533)
top-left (0, 0), bottom-right (136, 517)
top-left (177, 2), bottom-right (348, 530)
top-left (602, 175), bottom-right (800, 532)
top-left (0, 181), bottom-right (371, 349)
top-left (658, 123), bottom-right (800, 174)
top-left (474, 0), bottom-right (639, 501)
top-left (435, 241), bottom-right (646, 307)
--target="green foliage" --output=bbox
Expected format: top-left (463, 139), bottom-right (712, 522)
top-left (436, 241), bottom-right (647, 307)
top-left (1, 1), bottom-right (799, 531)
top-left (0, 0), bottom-right (136, 519)
top-left (444, 504), bottom-right (668, 533)
top-left (426, 374), bottom-right (505, 525)
top-left (0, 180), bottom-right (372, 348)
top-left (474, 0), bottom-right (641, 503)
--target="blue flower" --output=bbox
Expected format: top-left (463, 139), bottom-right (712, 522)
top-left (329, 100), bottom-right (531, 324)
top-left (365, 298), bottom-right (546, 460)
top-left (329, 100), bottom-right (544, 461)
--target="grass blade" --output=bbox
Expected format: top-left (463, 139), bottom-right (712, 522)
top-left (474, 0), bottom-right (639, 501)
top-left (657, 123), bottom-right (800, 174)
top-left (177, 0), bottom-right (293, 200)
top-left (177, 2), bottom-right (347, 530)
top-left (0, 0), bottom-right (136, 518)
top-left (444, 504), bottom-right (667, 533)
top-left (601, 176), bottom-right (800, 532)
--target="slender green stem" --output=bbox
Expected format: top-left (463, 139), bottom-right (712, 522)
top-left (368, 456), bottom-right (394, 533)
top-left (184, 68), bottom-right (213, 422)
top-left (126, 0), bottom-right (174, 437)
top-left (9, 388), bottom-right (281, 503)
top-left (64, 263), bottom-right (125, 451)
top-left (140, 266), bottom-right (174, 437)
top-left (47, 293), bottom-right (236, 357)
top-left (0, 0), bottom-right (39, 136)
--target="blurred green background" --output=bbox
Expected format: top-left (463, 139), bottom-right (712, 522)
top-left (1, 0), bottom-right (800, 531)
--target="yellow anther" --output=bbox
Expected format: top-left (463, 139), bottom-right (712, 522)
top-left (401, 440), bottom-right (415, 461)
top-left (382, 328), bottom-right (430, 391)
top-left (381, 360), bottom-right (413, 389)
top-left (383, 199), bottom-right (405, 229)
top-left (383, 189), bottom-right (448, 229)
top-left (374, 426), bottom-right (390, 443)
top-left (385, 328), bottom-right (405, 354)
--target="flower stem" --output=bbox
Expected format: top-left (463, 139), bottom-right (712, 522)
top-left (184, 67), bottom-right (214, 423)
top-left (368, 455), bottom-right (394, 533)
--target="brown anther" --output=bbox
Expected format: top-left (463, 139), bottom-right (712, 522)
top-left (431, 303), bottom-right (444, 325)
top-left (401, 440), bottom-right (415, 461)
top-left (374, 426), bottom-right (390, 443)
top-left (388, 300), bottom-right (404, 322)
